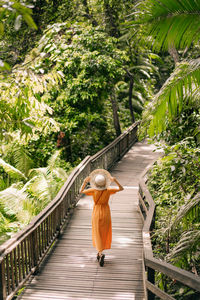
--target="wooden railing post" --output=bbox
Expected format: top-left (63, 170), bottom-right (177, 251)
top-left (0, 259), bottom-right (6, 300)
top-left (32, 230), bottom-right (39, 271)
top-left (147, 267), bottom-right (155, 300)
top-left (56, 205), bottom-right (62, 238)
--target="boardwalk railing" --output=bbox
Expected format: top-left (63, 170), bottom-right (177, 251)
top-left (139, 165), bottom-right (200, 300)
top-left (0, 122), bottom-right (138, 300)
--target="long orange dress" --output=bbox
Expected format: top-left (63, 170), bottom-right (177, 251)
top-left (83, 188), bottom-right (118, 252)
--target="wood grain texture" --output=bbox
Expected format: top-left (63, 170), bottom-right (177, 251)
top-left (18, 142), bottom-right (161, 300)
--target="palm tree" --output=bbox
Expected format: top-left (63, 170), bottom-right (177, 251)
top-left (131, 0), bottom-right (200, 136)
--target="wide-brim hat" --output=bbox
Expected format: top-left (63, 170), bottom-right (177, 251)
top-left (90, 169), bottom-right (111, 190)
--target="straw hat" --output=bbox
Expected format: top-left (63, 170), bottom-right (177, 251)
top-left (90, 169), bottom-right (111, 190)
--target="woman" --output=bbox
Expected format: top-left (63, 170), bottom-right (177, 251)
top-left (80, 169), bottom-right (123, 267)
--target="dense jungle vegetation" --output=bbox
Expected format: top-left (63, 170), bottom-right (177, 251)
top-left (0, 0), bottom-right (200, 298)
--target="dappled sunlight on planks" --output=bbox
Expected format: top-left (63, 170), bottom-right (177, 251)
top-left (114, 236), bottom-right (138, 247)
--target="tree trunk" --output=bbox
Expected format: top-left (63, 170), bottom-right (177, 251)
top-left (103, 0), bottom-right (120, 37)
top-left (128, 76), bottom-right (135, 123)
top-left (125, 68), bottom-right (135, 123)
top-left (110, 90), bottom-right (121, 137)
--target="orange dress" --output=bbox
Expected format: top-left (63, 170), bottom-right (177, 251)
top-left (83, 188), bottom-right (118, 252)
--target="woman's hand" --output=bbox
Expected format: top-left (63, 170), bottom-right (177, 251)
top-left (80, 176), bottom-right (90, 193)
top-left (110, 176), bottom-right (116, 182)
top-left (84, 176), bottom-right (90, 183)
top-left (110, 176), bottom-right (123, 191)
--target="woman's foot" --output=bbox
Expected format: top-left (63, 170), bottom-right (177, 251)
top-left (97, 253), bottom-right (100, 261)
top-left (99, 254), bottom-right (105, 267)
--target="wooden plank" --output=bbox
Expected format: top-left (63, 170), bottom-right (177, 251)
top-left (145, 257), bottom-right (200, 292)
top-left (19, 289), bottom-right (145, 300)
top-left (146, 280), bottom-right (175, 300)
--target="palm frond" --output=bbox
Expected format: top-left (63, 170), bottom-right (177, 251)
top-left (170, 193), bottom-right (200, 230)
top-left (135, 0), bottom-right (200, 51)
top-left (27, 155), bottom-right (67, 209)
top-left (132, 91), bottom-right (145, 104)
top-left (52, 168), bottom-right (68, 181)
top-left (0, 185), bottom-right (33, 223)
top-left (142, 59), bottom-right (200, 136)
top-left (47, 150), bottom-right (61, 171)
top-left (11, 144), bottom-right (34, 176)
top-left (26, 168), bottom-right (63, 210)
top-left (167, 229), bottom-right (200, 261)
top-left (0, 158), bottom-right (27, 181)
top-left (26, 175), bottom-right (52, 209)
top-left (28, 167), bottom-right (50, 178)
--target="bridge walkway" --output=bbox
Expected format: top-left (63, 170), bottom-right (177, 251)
top-left (18, 141), bottom-right (161, 300)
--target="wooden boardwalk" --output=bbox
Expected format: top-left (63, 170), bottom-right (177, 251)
top-left (18, 142), bottom-right (161, 300)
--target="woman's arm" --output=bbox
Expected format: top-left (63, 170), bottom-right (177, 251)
top-left (80, 176), bottom-right (90, 193)
top-left (110, 177), bottom-right (124, 191)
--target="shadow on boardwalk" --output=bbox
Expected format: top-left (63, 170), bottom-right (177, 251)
top-left (18, 142), bottom-right (162, 300)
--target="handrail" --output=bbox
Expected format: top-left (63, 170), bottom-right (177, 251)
top-left (139, 164), bottom-right (200, 300)
top-left (0, 122), bottom-right (139, 300)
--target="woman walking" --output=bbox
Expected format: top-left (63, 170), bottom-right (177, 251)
top-left (80, 169), bottom-right (123, 267)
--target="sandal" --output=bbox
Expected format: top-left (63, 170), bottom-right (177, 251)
top-left (97, 253), bottom-right (100, 261)
top-left (99, 254), bottom-right (105, 267)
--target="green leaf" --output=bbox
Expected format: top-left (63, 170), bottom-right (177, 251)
top-left (0, 158), bottom-right (27, 180)
top-left (23, 13), bottom-right (37, 30)
top-left (0, 22), bottom-right (4, 35)
top-left (134, 0), bottom-right (200, 51)
top-left (0, 60), bottom-right (11, 71)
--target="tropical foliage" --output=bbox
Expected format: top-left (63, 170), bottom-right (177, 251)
top-left (0, 1), bottom-right (199, 298)
top-left (148, 140), bottom-right (200, 298)
top-left (0, 147), bottom-right (71, 244)
top-left (0, 0), bottom-right (37, 70)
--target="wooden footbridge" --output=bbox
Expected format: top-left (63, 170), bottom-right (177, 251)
top-left (1, 123), bottom-right (200, 300)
